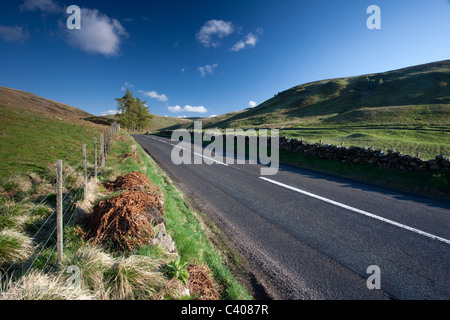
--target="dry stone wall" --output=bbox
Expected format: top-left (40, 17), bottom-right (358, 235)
top-left (157, 131), bottom-right (450, 171)
top-left (278, 136), bottom-right (450, 171)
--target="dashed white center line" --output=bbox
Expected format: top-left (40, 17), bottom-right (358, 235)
top-left (169, 143), bottom-right (228, 166)
top-left (260, 177), bottom-right (450, 246)
top-left (171, 143), bottom-right (185, 150)
top-left (193, 152), bottom-right (228, 166)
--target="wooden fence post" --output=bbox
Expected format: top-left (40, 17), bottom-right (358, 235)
top-left (100, 134), bottom-right (105, 167)
top-left (83, 144), bottom-right (87, 200)
top-left (105, 129), bottom-right (109, 155)
top-left (94, 137), bottom-right (98, 180)
top-left (56, 160), bottom-right (63, 264)
top-left (108, 127), bottom-right (112, 153)
top-left (109, 127), bottom-right (112, 152)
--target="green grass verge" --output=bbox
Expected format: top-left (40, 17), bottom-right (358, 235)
top-left (279, 150), bottom-right (450, 201)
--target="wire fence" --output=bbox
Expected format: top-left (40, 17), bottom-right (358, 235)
top-left (0, 122), bottom-right (120, 290)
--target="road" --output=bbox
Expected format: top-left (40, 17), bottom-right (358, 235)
top-left (132, 134), bottom-right (450, 300)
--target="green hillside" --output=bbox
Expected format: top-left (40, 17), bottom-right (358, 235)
top-left (200, 60), bottom-right (450, 129)
top-left (0, 87), bottom-right (105, 179)
top-left (192, 60), bottom-right (450, 160)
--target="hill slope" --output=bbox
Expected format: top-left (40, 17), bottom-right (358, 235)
top-left (199, 59), bottom-right (450, 129)
top-left (0, 86), bottom-right (93, 121)
top-left (0, 87), bottom-right (105, 178)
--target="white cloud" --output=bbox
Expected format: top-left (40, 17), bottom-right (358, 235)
top-left (100, 109), bottom-right (120, 116)
top-left (20, 0), bottom-right (62, 13)
top-left (168, 105), bottom-right (183, 113)
top-left (197, 63), bottom-right (218, 78)
top-left (209, 115), bottom-right (217, 118)
top-left (0, 25), bottom-right (29, 43)
top-left (231, 32), bottom-right (261, 52)
top-left (139, 90), bottom-right (168, 102)
top-left (168, 105), bottom-right (207, 114)
top-left (184, 105), bottom-right (207, 113)
top-left (64, 8), bottom-right (128, 56)
top-left (196, 20), bottom-right (234, 47)
top-left (249, 100), bottom-right (257, 107)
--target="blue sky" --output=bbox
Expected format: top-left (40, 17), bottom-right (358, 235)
top-left (1, 0), bottom-right (450, 118)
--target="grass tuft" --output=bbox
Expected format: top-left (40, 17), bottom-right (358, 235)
top-left (0, 229), bottom-right (33, 266)
top-left (0, 270), bottom-right (94, 300)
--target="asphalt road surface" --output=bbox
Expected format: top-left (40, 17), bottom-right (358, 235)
top-left (133, 134), bottom-right (450, 300)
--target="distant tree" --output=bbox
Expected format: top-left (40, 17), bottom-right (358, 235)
top-left (115, 89), bottom-right (153, 131)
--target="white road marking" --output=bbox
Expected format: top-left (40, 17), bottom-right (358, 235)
top-left (171, 143), bottom-right (186, 150)
top-left (169, 143), bottom-right (228, 166)
top-left (260, 177), bottom-right (450, 246)
top-left (151, 135), bottom-right (450, 245)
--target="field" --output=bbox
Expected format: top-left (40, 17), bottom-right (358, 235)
top-left (280, 126), bottom-right (450, 161)
top-left (0, 104), bottom-right (103, 179)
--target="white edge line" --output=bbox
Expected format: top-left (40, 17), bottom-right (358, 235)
top-left (260, 177), bottom-right (450, 246)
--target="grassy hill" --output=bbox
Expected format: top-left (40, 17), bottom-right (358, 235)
top-left (0, 87), bottom-right (93, 121)
top-left (0, 86), bottom-right (105, 179)
top-left (192, 60), bottom-right (450, 160)
top-left (200, 59), bottom-right (450, 129)
top-left (146, 114), bottom-right (192, 131)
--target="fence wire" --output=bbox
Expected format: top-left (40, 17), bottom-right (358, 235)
top-left (0, 159), bottom-right (84, 245)
top-left (1, 123), bottom-right (119, 293)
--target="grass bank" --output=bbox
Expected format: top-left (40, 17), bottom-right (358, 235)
top-left (0, 104), bottom-right (103, 179)
top-left (279, 149), bottom-right (450, 201)
top-left (0, 129), bottom-right (251, 300)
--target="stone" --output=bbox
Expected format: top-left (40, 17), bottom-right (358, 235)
top-left (152, 226), bottom-right (178, 258)
top-left (429, 164), bottom-right (441, 170)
